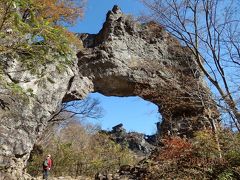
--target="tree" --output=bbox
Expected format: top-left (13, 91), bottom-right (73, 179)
top-left (0, 0), bottom-right (86, 96)
top-left (29, 0), bottom-right (85, 25)
top-left (28, 120), bottom-right (137, 178)
top-left (37, 97), bottom-right (103, 148)
top-left (0, 0), bottom-right (85, 44)
top-left (141, 0), bottom-right (240, 130)
top-left (0, 0), bottom-right (85, 74)
top-left (49, 97), bottom-right (103, 122)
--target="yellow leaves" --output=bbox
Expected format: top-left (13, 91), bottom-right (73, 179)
top-left (194, 129), bottom-right (213, 141)
top-left (193, 130), bottom-right (220, 158)
top-left (0, 0), bottom-right (84, 65)
top-left (32, 0), bottom-right (85, 25)
top-left (1, 0), bottom-right (84, 49)
top-left (0, 45), bottom-right (7, 52)
top-left (54, 26), bottom-right (83, 50)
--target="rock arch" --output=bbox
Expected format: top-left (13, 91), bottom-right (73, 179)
top-left (74, 5), bottom-right (219, 136)
top-left (0, 6), bottom-right (218, 179)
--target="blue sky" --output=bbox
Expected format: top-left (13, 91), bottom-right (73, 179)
top-left (69, 0), bottom-right (146, 33)
top-left (69, 0), bottom-right (160, 135)
top-left (88, 93), bottom-right (160, 135)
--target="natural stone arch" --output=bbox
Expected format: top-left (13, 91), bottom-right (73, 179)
top-left (72, 6), bottom-right (219, 136)
top-left (0, 5), bottom-right (219, 179)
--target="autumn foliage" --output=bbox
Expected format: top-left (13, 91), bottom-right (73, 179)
top-left (0, 0), bottom-right (85, 80)
top-left (32, 0), bottom-right (85, 25)
top-left (147, 131), bottom-right (240, 179)
top-left (0, 0), bottom-right (85, 52)
top-left (27, 121), bottom-right (137, 178)
top-left (156, 136), bottom-right (192, 160)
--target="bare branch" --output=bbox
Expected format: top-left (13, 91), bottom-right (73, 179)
top-left (141, 0), bottom-right (240, 129)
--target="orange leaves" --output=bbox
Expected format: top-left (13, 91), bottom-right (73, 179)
top-left (156, 136), bottom-right (192, 161)
top-left (28, 0), bottom-right (85, 50)
top-left (33, 0), bottom-right (85, 25)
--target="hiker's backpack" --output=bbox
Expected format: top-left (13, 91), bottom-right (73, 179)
top-left (43, 160), bottom-right (48, 167)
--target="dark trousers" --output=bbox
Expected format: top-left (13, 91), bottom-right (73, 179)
top-left (43, 169), bottom-right (49, 180)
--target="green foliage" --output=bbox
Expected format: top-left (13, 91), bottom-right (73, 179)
top-left (193, 130), bottom-right (221, 158)
top-left (0, 0), bottom-right (83, 96)
top-left (1, 0), bottom-right (70, 52)
top-left (217, 170), bottom-right (235, 180)
top-left (226, 151), bottom-right (240, 166)
top-left (219, 131), bottom-right (240, 167)
top-left (27, 153), bottom-right (44, 177)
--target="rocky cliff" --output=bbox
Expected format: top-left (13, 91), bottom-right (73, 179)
top-left (0, 6), bottom-right (218, 179)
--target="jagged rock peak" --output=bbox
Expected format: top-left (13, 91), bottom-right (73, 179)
top-left (79, 6), bottom-right (174, 50)
top-left (106, 5), bottom-right (123, 22)
top-left (112, 5), bottom-right (122, 14)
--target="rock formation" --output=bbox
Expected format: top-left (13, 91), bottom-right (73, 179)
top-left (77, 5), bottom-right (219, 136)
top-left (101, 123), bottom-right (156, 156)
top-left (0, 5), bottom-right (218, 179)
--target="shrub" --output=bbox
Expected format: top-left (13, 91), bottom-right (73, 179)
top-left (156, 136), bottom-right (192, 161)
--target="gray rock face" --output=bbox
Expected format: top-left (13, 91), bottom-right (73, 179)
top-left (0, 52), bottom-right (94, 179)
top-left (77, 6), bottom-right (219, 136)
top-left (101, 123), bottom-right (156, 156)
top-left (0, 6), bottom-right (218, 179)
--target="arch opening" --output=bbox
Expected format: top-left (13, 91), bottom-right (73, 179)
top-left (85, 92), bottom-right (161, 135)
top-left (27, 93), bottom-right (162, 177)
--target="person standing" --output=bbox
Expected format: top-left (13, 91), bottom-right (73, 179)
top-left (43, 154), bottom-right (52, 180)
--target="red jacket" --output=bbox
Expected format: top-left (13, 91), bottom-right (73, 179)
top-left (43, 158), bottom-right (52, 170)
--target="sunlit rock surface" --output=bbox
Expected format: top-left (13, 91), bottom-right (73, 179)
top-left (77, 5), bottom-right (218, 136)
